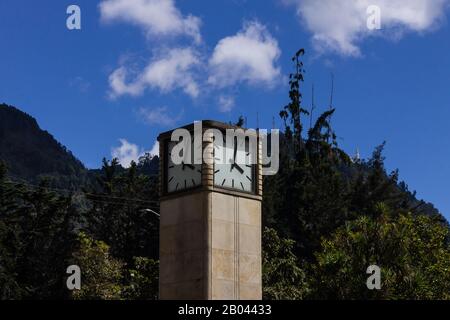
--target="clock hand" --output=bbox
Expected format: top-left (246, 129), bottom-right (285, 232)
top-left (233, 139), bottom-right (238, 164)
top-left (234, 163), bottom-right (244, 174)
top-left (231, 139), bottom-right (239, 172)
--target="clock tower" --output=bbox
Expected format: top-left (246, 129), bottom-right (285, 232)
top-left (158, 120), bottom-right (262, 300)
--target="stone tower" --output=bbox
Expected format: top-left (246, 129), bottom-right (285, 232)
top-left (158, 120), bottom-right (262, 300)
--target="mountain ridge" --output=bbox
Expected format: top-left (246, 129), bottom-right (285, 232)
top-left (0, 103), bottom-right (89, 188)
top-left (0, 102), bottom-right (445, 222)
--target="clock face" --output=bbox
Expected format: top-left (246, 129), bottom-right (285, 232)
top-left (213, 136), bottom-right (255, 193)
top-left (166, 138), bottom-right (202, 193)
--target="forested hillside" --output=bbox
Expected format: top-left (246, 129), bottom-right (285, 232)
top-left (0, 104), bottom-right (89, 189)
top-left (0, 103), bottom-right (159, 190)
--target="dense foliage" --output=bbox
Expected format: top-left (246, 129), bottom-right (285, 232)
top-left (0, 156), bottom-right (160, 300)
top-left (312, 211), bottom-right (450, 299)
top-left (1, 49), bottom-right (449, 300)
top-left (0, 162), bottom-right (78, 299)
top-left (261, 49), bottom-right (449, 299)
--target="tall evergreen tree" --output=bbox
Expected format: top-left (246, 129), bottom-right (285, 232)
top-left (85, 158), bottom-right (159, 264)
top-left (0, 161), bottom-right (78, 299)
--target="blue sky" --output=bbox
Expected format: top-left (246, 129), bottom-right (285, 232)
top-left (0, 0), bottom-right (449, 219)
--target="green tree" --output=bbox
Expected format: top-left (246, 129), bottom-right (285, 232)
top-left (0, 162), bottom-right (23, 299)
top-left (349, 143), bottom-right (409, 219)
top-left (312, 208), bottom-right (450, 299)
top-left (0, 161), bottom-right (78, 299)
top-left (263, 48), bottom-right (449, 301)
top-left (279, 49), bottom-right (309, 154)
top-left (122, 257), bottom-right (159, 300)
top-left (71, 232), bottom-right (124, 300)
top-left (262, 227), bottom-right (309, 300)
top-left (267, 49), bottom-right (351, 259)
top-left (85, 159), bottom-right (159, 264)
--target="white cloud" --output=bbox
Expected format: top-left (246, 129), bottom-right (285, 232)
top-left (208, 21), bottom-right (281, 88)
top-left (138, 106), bottom-right (182, 127)
top-left (141, 48), bottom-right (200, 97)
top-left (111, 139), bottom-right (143, 168)
top-left (218, 95), bottom-right (235, 112)
top-left (99, 0), bottom-right (201, 43)
top-left (111, 139), bottom-right (160, 167)
top-left (285, 0), bottom-right (450, 56)
top-left (149, 141), bottom-right (159, 157)
top-left (109, 48), bottom-right (201, 99)
top-left (108, 67), bottom-right (144, 98)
